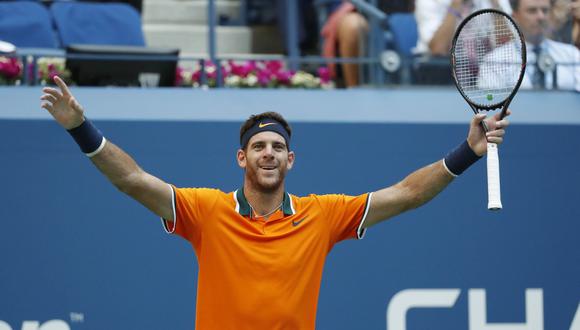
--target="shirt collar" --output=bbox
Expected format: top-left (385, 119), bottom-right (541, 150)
top-left (234, 188), bottom-right (295, 216)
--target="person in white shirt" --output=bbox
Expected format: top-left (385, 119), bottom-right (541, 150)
top-left (478, 0), bottom-right (580, 91)
top-left (415, 0), bottom-right (512, 55)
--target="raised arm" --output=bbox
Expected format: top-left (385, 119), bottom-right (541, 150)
top-left (427, 0), bottom-right (464, 55)
top-left (363, 111), bottom-right (509, 228)
top-left (40, 76), bottom-right (174, 221)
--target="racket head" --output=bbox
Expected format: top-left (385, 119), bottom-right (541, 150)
top-left (451, 9), bottom-right (527, 113)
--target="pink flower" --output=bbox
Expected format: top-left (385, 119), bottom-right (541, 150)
top-left (207, 69), bottom-right (217, 80)
top-left (220, 66), bottom-right (228, 81)
top-left (275, 70), bottom-right (292, 85)
top-left (228, 60), bottom-right (244, 77)
top-left (317, 67), bottom-right (331, 84)
top-left (244, 60), bottom-right (257, 73)
top-left (266, 60), bottom-right (283, 73)
top-left (228, 62), bottom-right (242, 76)
top-left (257, 69), bottom-right (272, 86)
top-left (192, 70), bottom-right (201, 83)
top-left (0, 58), bottom-right (22, 79)
top-left (174, 67), bottom-right (183, 86)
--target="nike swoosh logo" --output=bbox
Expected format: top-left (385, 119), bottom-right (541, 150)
top-left (292, 218), bottom-right (306, 227)
top-left (259, 122), bottom-right (276, 128)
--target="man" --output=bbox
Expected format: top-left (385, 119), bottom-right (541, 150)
top-left (478, 0), bottom-right (580, 90)
top-left (40, 76), bottom-right (509, 329)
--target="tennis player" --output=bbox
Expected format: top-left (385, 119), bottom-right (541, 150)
top-left (40, 76), bottom-right (509, 330)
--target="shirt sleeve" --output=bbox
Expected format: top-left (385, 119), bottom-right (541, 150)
top-left (161, 186), bottom-right (221, 247)
top-left (316, 193), bottom-right (372, 244)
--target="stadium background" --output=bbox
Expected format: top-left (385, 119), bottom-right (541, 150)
top-left (1, 87), bottom-right (579, 329)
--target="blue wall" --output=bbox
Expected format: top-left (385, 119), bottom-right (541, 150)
top-left (0, 88), bottom-right (579, 329)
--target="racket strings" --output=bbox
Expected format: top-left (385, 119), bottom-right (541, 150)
top-left (453, 12), bottom-right (523, 107)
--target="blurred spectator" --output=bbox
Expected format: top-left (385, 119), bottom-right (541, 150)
top-left (478, 0), bottom-right (580, 91)
top-left (320, 1), bottom-right (414, 87)
top-left (321, 2), bottom-right (367, 87)
top-left (549, 0), bottom-right (580, 48)
top-left (415, 0), bottom-right (512, 56)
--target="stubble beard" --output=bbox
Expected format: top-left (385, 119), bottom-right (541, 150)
top-left (246, 167), bottom-right (286, 194)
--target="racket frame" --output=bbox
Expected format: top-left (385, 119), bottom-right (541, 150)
top-left (449, 9), bottom-right (527, 211)
top-left (450, 8), bottom-right (527, 119)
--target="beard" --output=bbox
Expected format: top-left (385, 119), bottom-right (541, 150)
top-left (245, 163), bottom-right (287, 193)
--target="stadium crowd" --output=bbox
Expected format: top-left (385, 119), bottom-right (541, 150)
top-left (1, 0), bottom-right (578, 89)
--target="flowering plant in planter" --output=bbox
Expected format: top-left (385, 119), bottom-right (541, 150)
top-left (176, 60), bottom-right (333, 89)
top-left (0, 57), bottom-right (73, 86)
top-left (0, 57), bottom-right (22, 85)
top-left (36, 57), bottom-right (72, 85)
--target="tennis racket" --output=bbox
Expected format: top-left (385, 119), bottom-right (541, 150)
top-left (451, 9), bottom-right (526, 210)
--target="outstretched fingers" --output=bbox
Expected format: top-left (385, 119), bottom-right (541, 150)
top-left (41, 93), bottom-right (57, 104)
top-left (41, 100), bottom-right (54, 112)
top-left (40, 91), bottom-right (57, 113)
top-left (54, 76), bottom-right (72, 97)
top-left (42, 87), bottom-right (62, 100)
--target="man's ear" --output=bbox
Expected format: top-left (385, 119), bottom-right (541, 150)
top-left (237, 149), bottom-right (246, 168)
top-left (287, 151), bottom-right (295, 170)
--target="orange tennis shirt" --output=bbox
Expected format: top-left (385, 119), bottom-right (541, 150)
top-left (162, 186), bottom-right (372, 330)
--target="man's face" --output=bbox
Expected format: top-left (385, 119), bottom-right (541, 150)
top-left (237, 131), bottom-right (294, 193)
top-left (513, 0), bottom-right (551, 45)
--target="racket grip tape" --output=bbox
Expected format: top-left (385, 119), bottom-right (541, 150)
top-left (486, 142), bottom-right (502, 210)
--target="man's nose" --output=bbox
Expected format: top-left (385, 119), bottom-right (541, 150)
top-left (262, 144), bottom-right (274, 157)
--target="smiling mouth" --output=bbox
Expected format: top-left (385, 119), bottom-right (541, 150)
top-left (260, 166), bottom-right (277, 170)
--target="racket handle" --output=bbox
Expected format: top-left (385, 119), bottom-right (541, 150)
top-left (486, 142), bottom-right (502, 210)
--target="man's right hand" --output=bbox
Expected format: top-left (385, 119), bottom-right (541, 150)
top-left (41, 76), bottom-right (85, 130)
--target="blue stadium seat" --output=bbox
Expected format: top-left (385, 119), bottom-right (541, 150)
top-left (382, 12), bottom-right (419, 84)
top-left (386, 13), bottom-right (417, 57)
top-left (0, 1), bottom-right (59, 48)
top-left (385, 13), bottom-right (452, 85)
top-left (50, 2), bottom-right (146, 47)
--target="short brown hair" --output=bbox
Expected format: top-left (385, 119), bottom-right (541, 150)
top-left (239, 112), bottom-right (292, 149)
